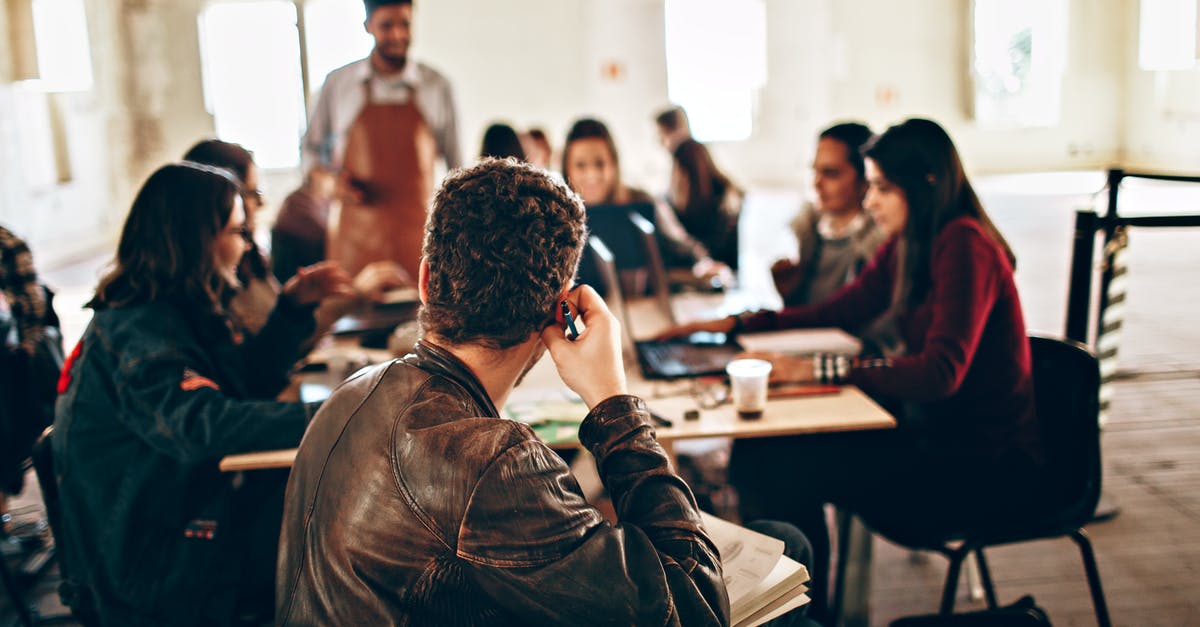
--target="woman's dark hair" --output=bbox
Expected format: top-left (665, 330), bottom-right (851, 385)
top-left (89, 163), bottom-right (240, 314)
top-left (183, 139), bottom-right (253, 185)
top-left (479, 123), bottom-right (526, 161)
top-left (864, 118), bottom-right (1015, 309)
top-left (654, 106), bottom-right (689, 134)
top-left (561, 117), bottom-right (623, 202)
top-left (818, 122), bottom-right (873, 182)
top-left (672, 139), bottom-right (739, 215)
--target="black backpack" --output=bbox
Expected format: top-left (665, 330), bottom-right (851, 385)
top-left (890, 596), bottom-right (1052, 627)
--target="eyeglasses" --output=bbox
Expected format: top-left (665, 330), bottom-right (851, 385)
top-left (646, 377), bottom-right (730, 410)
top-left (241, 188), bottom-right (265, 205)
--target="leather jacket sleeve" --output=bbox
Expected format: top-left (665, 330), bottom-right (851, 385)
top-left (459, 395), bottom-right (730, 626)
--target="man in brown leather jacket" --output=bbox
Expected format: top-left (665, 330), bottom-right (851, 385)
top-left (276, 159), bottom-right (731, 625)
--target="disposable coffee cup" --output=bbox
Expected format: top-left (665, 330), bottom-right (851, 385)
top-left (726, 358), bottom-right (772, 420)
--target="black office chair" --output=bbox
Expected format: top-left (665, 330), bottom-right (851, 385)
top-left (840, 335), bottom-right (1111, 626)
top-left (29, 428), bottom-right (96, 626)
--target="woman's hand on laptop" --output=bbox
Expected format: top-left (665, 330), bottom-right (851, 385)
top-left (654, 316), bottom-right (737, 341)
top-left (541, 285), bottom-right (628, 409)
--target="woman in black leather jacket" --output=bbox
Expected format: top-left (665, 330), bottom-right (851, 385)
top-left (53, 161), bottom-right (352, 626)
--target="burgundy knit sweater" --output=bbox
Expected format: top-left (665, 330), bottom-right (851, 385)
top-left (743, 217), bottom-right (1039, 461)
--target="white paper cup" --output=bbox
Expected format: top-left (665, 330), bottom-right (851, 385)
top-left (726, 358), bottom-right (772, 419)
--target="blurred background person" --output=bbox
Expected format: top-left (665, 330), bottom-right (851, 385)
top-left (478, 122), bottom-right (526, 161)
top-left (667, 138), bottom-right (743, 270)
top-left (771, 122), bottom-right (887, 308)
top-left (304, 0), bottom-right (461, 279)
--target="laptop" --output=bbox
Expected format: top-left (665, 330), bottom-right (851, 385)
top-left (634, 331), bottom-right (744, 380)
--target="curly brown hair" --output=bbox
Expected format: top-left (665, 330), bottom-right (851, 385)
top-left (420, 158), bottom-right (587, 349)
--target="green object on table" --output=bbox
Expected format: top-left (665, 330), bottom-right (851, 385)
top-left (505, 400), bottom-right (585, 446)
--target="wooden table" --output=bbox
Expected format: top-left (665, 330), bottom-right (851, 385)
top-left (223, 292), bottom-right (894, 472)
top-left (221, 354), bottom-right (893, 472)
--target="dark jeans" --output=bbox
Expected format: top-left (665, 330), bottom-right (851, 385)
top-left (731, 428), bottom-right (1042, 622)
top-left (229, 468), bottom-right (290, 623)
top-left (744, 520), bottom-right (823, 627)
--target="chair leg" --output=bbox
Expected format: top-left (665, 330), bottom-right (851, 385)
top-left (938, 545), bottom-right (970, 615)
top-left (1070, 529), bottom-right (1112, 627)
top-left (973, 548), bottom-right (999, 610)
top-left (0, 551), bottom-right (36, 627)
top-left (830, 509), bottom-right (853, 625)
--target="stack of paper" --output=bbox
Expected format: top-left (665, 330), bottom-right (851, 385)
top-left (700, 512), bottom-right (811, 627)
top-left (738, 327), bottom-right (862, 356)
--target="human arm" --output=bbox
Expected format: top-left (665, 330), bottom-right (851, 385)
top-left (651, 198), bottom-right (731, 280)
top-left (848, 222), bottom-right (1007, 401)
top-left (437, 79), bottom-right (462, 169)
top-left (301, 80), bottom-right (335, 173)
top-left (105, 319), bottom-right (316, 464)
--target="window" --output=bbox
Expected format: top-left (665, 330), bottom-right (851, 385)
top-left (198, 1), bottom-right (306, 169)
top-left (31, 0), bottom-right (94, 91)
top-left (303, 0), bottom-right (374, 95)
top-left (971, 0), bottom-right (1068, 128)
top-left (1138, 0), bottom-right (1198, 71)
top-left (663, 0), bottom-right (767, 142)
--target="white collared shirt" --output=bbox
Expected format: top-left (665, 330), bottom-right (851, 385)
top-left (301, 57), bottom-right (461, 173)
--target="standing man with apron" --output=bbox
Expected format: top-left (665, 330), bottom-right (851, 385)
top-left (302, 0), bottom-right (461, 279)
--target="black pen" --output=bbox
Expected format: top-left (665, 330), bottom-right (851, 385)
top-left (561, 300), bottom-right (582, 340)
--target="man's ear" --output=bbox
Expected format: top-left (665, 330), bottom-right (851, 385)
top-left (418, 258), bottom-right (430, 305)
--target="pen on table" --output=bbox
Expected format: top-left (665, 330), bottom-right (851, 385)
top-left (649, 411), bottom-right (674, 428)
top-left (561, 300), bottom-right (583, 340)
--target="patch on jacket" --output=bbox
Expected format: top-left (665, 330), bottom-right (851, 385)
top-left (180, 368), bottom-right (221, 392)
top-left (56, 340), bottom-right (83, 394)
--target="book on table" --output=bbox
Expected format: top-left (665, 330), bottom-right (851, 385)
top-left (700, 512), bottom-right (811, 627)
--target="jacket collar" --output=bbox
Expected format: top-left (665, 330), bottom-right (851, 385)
top-left (401, 339), bottom-right (500, 418)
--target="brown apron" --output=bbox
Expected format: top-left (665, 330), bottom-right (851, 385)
top-left (328, 79), bottom-right (436, 278)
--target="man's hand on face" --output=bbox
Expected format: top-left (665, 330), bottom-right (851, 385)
top-left (539, 285), bottom-right (628, 409)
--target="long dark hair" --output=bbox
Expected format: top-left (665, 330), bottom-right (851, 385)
top-left (672, 139), bottom-right (739, 216)
top-left (818, 122), bottom-right (873, 182)
top-left (864, 118), bottom-right (1015, 309)
top-left (89, 163), bottom-right (240, 314)
top-left (561, 117), bottom-right (624, 203)
top-left (479, 123), bottom-right (526, 161)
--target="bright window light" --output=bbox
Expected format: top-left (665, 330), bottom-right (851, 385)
top-left (971, 0), bottom-right (1068, 128)
top-left (1138, 0), bottom-right (1198, 70)
top-left (199, 1), bottom-right (306, 169)
top-left (31, 0), bottom-right (95, 92)
top-left (304, 0), bottom-right (374, 94)
top-left (664, 0), bottom-right (767, 142)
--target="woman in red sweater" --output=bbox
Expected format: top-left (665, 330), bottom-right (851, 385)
top-left (664, 118), bottom-right (1042, 619)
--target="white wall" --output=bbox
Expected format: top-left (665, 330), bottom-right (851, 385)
top-left (4, 0), bottom-right (1193, 266)
top-left (1121, 0), bottom-right (1200, 172)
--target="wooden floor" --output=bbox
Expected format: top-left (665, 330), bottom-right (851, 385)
top-left (3, 172), bottom-right (1198, 625)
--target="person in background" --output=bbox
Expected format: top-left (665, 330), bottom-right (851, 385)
top-left (183, 140), bottom-right (278, 333)
top-left (654, 105), bottom-right (692, 152)
top-left (53, 162), bottom-right (354, 626)
top-left (0, 225), bottom-right (52, 512)
top-left (303, 0), bottom-right (461, 279)
top-left (185, 139), bottom-right (409, 335)
top-left (276, 159), bottom-right (730, 626)
top-left (668, 138), bottom-right (743, 270)
top-left (479, 122), bottom-right (526, 161)
top-left (271, 168), bottom-right (337, 285)
top-left (771, 122), bottom-right (887, 308)
top-left (562, 117), bottom-right (729, 294)
top-left (658, 119), bottom-right (1042, 621)
top-left (521, 127), bottom-right (554, 170)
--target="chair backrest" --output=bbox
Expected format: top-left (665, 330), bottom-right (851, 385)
top-left (626, 211), bottom-right (677, 325)
top-left (1028, 334), bottom-right (1102, 522)
top-left (586, 238), bottom-right (636, 357)
top-left (32, 427), bottom-right (98, 625)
